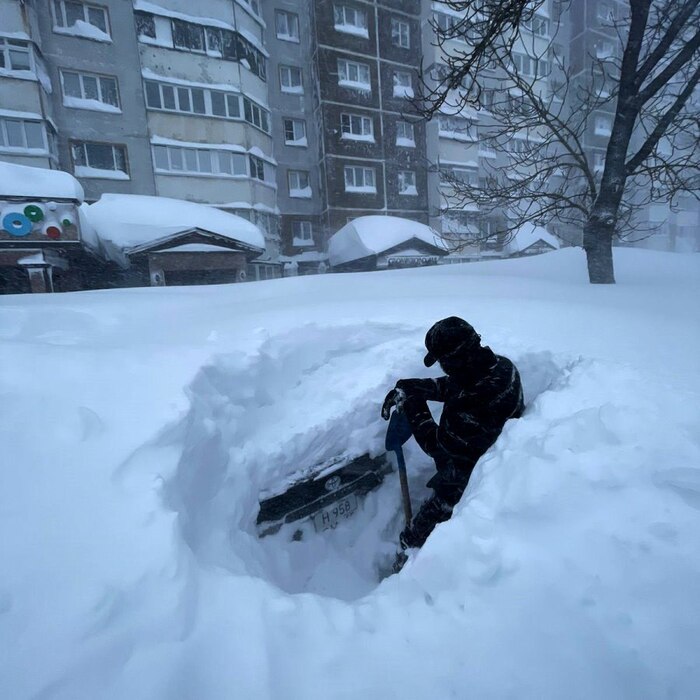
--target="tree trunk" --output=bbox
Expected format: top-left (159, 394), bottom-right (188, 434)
top-left (583, 220), bottom-right (616, 284)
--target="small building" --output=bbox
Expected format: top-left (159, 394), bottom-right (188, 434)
top-left (0, 161), bottom-right (106, 293)
top-left (506, 223), bottom-right (561, 257)
top-left (328, 215), bottom-right (447, 272)
top-left (83, 194), bottom-right (267, 287)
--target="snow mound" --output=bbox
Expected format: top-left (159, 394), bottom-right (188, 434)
top-left (328, 215), bottom-right (446, 267)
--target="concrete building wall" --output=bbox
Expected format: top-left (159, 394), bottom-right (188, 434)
top-left (263, 0), bottom-right (322, 259)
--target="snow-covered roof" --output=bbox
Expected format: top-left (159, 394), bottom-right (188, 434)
top-left (0, 162), bottom-right (84, 202)
top-left (83, 194), bottom-right (265, 261)
top-left (328, 216), bottom-right (447, 267)
top-left (507, 222), bottom-right (560, 254)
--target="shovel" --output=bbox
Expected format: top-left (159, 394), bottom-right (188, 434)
top-left (385, 410), bottom-right (413, 527)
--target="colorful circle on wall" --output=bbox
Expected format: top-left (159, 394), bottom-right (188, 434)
top-left (2, 212), bottom-right (32, 237)
top-left (24, 204), bottom-right (44, 222)
top-left (61, 218), bottom-right (73, 227)
top-left (45, 225), bottom-right (61, 240)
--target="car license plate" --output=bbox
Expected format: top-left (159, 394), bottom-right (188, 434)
top-left (312, 494), bottom-right (358, 532)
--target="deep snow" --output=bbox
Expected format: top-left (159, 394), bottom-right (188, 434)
top-left (1, 248), bottom-right (699, 699)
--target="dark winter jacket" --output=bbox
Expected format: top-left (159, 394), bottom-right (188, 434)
top-left (397, 345), bottom-right (524, 491)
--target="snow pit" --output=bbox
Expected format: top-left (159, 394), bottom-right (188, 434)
top-left (159, 324), bottom-right (567, 600)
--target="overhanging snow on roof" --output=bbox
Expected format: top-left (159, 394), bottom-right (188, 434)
top-left (328, 215), bottom-right (447, 268)
top-left (507, 222), bottom-right (560, 255)
top-left (83, 194), bottom-right (265, 265)
top-left (0, 162), bottom-right (84, 202)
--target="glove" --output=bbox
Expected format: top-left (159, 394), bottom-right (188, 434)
top-left (381, 387), bottom-right (406, 420)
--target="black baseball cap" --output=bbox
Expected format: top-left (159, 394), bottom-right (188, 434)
top-left (424, 316), bottom-right (481, 367)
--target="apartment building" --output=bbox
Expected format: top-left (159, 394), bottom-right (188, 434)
top-left (1, 0), bottom-right (281, 277)
top-left (312, 0), bottom-right (430, 243)
top-left (0, 1), bottom-right (56, 169)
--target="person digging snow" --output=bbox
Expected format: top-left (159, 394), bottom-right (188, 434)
top-left (381, 316), bottom-right (524, 553)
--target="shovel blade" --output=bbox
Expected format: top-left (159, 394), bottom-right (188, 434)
top-left (385, 410), bottom-right (413, 451)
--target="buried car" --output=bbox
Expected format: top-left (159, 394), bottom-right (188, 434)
top-left (256, 453), bottom-right (393, 538)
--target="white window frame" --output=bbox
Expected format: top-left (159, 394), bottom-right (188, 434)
top-left (337, 58), bottom-right (371, 91)
top-left (398, 170), bottom-right (417, 195)
top-left (340, 113), bottom-right (374, 141)
top-left (61, 69), bottom-right (120, 110)
top-left (279, 65), bottom-right (303, 93)
top-left (594, 115), bottom-right (612, 136)
top-left (391, 18), bottom-right (410, 48)
top-left (71, 140), bottom-right (128, 176)
top-left (593, 151), bottom-right (606, 171)
top-left (0, 118), bottom-right (48, 152)
top-left (393, 70), bottom-right (413, 98)
top-left (344, 165), bottom-right (376, 192)
top-left (275, 10), bottom-right (300, 42)
top-left (283, 118), bottom-right (307, 146)
top-left (144, 80), bottom-right (246, 122)
top-left (52, 1), bottom-right (110, 37)
top-left (334, 5), bottom-right (368, 37)
top-left (152, 144), bottom-right (248, 177)
top-left (292, 220), bottom-right (313, 244)
top-left (0, 38), bottom-right (33, 73)
top-left (243, 97), bottom-right (270, 132)
top-left (288, 169), bottom-right (311, 197)
top-left (396, 120), bottom-right (415, 146)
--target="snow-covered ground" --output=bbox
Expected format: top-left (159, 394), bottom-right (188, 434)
top-left (1, 248), bottom-right (699, 699)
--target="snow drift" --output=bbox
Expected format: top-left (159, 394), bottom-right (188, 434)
top-left (1, 248), bottom-right (699, 699)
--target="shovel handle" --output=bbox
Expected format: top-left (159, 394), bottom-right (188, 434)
top-left (394, 447), bottom-right (413, 526)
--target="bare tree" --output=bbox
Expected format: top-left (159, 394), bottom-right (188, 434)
top-left (421, 0), bottom-right (700, 283)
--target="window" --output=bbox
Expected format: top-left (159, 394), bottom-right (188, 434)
top-left (438, 115), bottom-right (476, 141)
top-left (249, 155), bottom-right (265, 181)
top-left (344, 165), bottom-right (376, 192)
top-left (275, 10), bottom-right (299, 42)
top-left (61, 70), bottom-right (119, 110)
top-left (152, 144), bottom-right (247, 176)
top-left (71, 141), bottom-right (128, 177)
top-left (434, 12), bottom-right (460, 36)
top-left (53, 1), bottom-right (110, 37)
top-left (243, 97), bottom-right (269, 131)
top-left (511, 53), bottom-right (549, 77)
top-left (133, 12), bottom-right (267, 81)
top-left (597, 2), bottom-right (615, 24)
top-left (135, 12), bottom-right (155, 39)
top-left (337, 58), bottom-right (371, 90)
top-left (398, 170), bottom-right (417, 195)
top-left (505, 138), bottom-right (529, 155)
top-left (391, 18), bottom-right (410, 48)
top-left (0, 38), bottom-right (32, 72)
top-left (334, 5), bottom-right (368, 37)
top-left (340, 113), bottom-right (374, 141)
top-left (279, 65), bottom-right (303, 93)
top-left (396, 121), bottom-right (415, 146)
top-left (594, 115), bottom-right (612, 136)
top-left (292, 221), bottom-right (313, 243)
top-left (284, 118), bottom-right (307, 145)
top-left (0, 119), bottom-right (46, 151)
top-left (522, 15), bottom-right (549, 36)
top-left (288, 170), bottom-right (311, 197)
top-left (593, 152), bottom-right (606, 171)
top-left (450, 168), bottom-right (479, 185)
top-left (597, 41), bottom-right (615, 59)
top-left (172, 19), bottom-right (205, 52)
top-left (393, 70), bottom-right (413, 98)
top-left (143, 81), bottom-right (267, 130)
